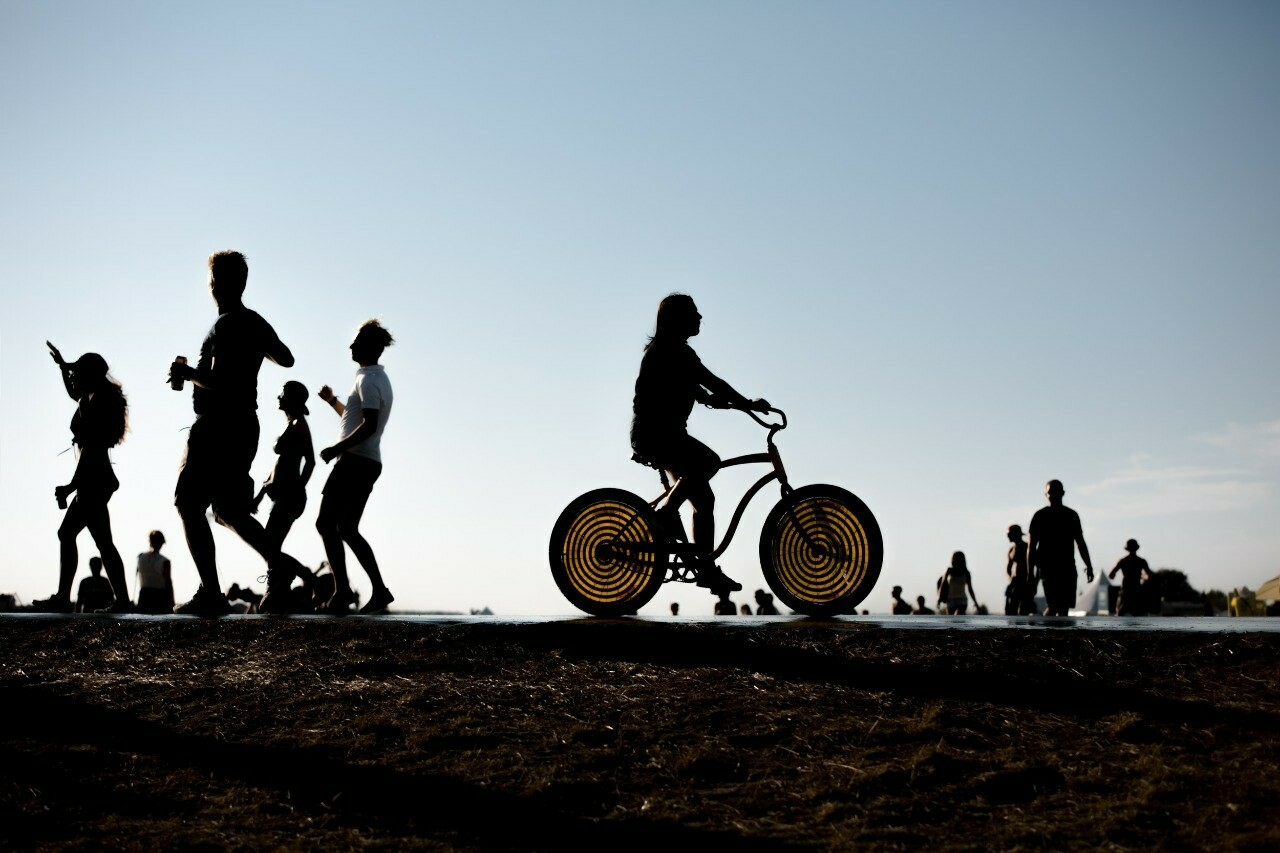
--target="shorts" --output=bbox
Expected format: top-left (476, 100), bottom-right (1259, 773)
top-left (631, 430), bottom-right (720, 482)
top-left (1041, 566), bottom-right (1077, 612)
top-left (318, 453), bottom-right (383, 526)
top-left (175, 412), bottom-right (259, 514)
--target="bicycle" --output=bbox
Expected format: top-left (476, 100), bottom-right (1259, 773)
top-left (549, 405), bottom-right (883, 616)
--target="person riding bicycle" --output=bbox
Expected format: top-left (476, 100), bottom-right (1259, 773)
top-left (630, 294), bottom-right (769, 594)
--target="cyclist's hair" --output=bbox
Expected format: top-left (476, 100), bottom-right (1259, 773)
top-left (356, 318), bottom-right (395, 351)
top-left (646, 293), bottom-right (696, 351)
top-left (208, 250), bottom-right (249, 296)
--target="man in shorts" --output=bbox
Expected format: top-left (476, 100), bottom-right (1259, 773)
top-left (169, 250), bottom-right (298, 616)
top-left (1027, 479), bottom-right (1094, 617)
top-left (315, 320), bottom-right (395, 614)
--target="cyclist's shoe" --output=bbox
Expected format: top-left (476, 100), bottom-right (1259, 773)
top-left (95, 598), bottom-right (135, 614)
top-left (31, 594), bottom-right (73, 613)
top-left (359, 587), bottom-right (395, 615)
top-left (696, 566), bottom-right (743, 594)
top-left (258, 590), bottom-right (290, 615)
top-left (321, 588), bottom-right (358, 615)
top-left (174, 586), bottom-right (232, 617)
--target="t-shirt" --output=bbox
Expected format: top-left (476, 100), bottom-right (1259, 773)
top-left (136, 552), bottom-right (171, 590)
top-left (339, 365), bottom-right (393, 463)
top-left (1112, 554), bottom-right (1148, 589)
top-left (943, 566), bottom-right (971, 600)
top-left (76, 575), bottom-right (114, 612)
top-left (192, 307), bottom-right (284, 415)
top-left (1029, 505), bottom-right (1083, 569)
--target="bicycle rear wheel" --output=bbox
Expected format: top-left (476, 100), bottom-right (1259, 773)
top-left (759, 484), bottom-right (882, 616)
top-left (549, 488), bottom-right (668, 616)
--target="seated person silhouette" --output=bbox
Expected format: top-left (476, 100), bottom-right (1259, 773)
top-left (75, 556), bottom-right (115, 613)
top-left (630, 294), bottom-right (769, 595)
top-left (754, 588), bottom-right (778, 615)
top-left (891, 585), bottom-right (912, 614)
top-left (912, 595), bottom-right (935, 615)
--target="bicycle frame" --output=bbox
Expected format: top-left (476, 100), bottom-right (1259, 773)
top-left (612, 408), bottom-right (792, 569)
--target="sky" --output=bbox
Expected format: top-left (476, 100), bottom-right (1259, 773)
top-left (2, 1), bottom-right (1278, 616)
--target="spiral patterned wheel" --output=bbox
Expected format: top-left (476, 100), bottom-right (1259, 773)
top-left (759, 484), bottom-right (883, 616)
top-left (549, 488), bottom-right (668, 616)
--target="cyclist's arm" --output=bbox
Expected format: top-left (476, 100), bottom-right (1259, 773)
top-left (694, 362), bottom-right (764, 411)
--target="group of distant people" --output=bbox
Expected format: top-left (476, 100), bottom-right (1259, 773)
top-left (889, 479), bottom-right (1161, 617)
top-left (33, 250), bottom-right (397, 617)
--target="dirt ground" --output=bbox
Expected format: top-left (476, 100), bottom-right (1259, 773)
top-left (1, 616), bottom-right (1278, 851)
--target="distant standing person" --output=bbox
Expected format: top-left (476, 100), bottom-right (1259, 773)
top-left (1005, 524), bottom-right (1035, 616)
top-left (940, 552), bottom-right (978, 615)
top-left (1108, 539), bottom-right (1149, 616)
top-left (1028, 480), bottom-right (1094, 617)
top-left (253, 381), bottom-right (317, 613)
top-left (316, 320), bottom-right (396, 614)
top-left (168, 250), bottom-right (298, 616)
top-left (75, 557), bottom-right (114, 613)
top-left (33, 345), bottom-right (131, 613)
top-left (135, 530), bottom-right (174, 614)
top-left (890, 585), bottom-right (912, 615)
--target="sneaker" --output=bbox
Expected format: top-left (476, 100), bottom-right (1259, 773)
top-left (174, 587), bottom-right (232, 617)
top-left (696, 567), bottom-right (743, 593)
top-left (257, 591), bottom-right (291, 615)
top-left (321, 588), bottom-right (358, 615)
top-left (31, 594), bottom-right (73, 613)
top-left (95, 598), bottom-right (135, 614)
top-left (359, 587), bottom-right (395, 615)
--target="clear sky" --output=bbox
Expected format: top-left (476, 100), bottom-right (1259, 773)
top-left (3, 2), bottom-right (1278, 615)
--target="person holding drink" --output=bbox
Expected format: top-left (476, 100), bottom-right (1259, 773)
top-left (33, 342), bottom-right (131, 612)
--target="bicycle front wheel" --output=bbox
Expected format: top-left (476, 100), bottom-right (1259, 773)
top-left (759, 484), bottom-right (883, 616)
top-left (549, 488), bottom-right (668, 617)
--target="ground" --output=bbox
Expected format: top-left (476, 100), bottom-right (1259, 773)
top-left (1, 617), bottom-right (1278, 851)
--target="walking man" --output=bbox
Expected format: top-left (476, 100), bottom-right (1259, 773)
top-left (1028, 479), bottom-right (1094, 617)
top-left (1109, 539), bottom-right (1149, 616)
top-left (169, 250), bottom-right (300, 616)
top-left (315, 320), bottom-right (395, 614)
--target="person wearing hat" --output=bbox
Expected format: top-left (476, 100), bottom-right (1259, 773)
top-left (1005, 523), bottom-right (1034, 616)
top-left (253, 380), bottom-right (317, 613)
top-left (1109, 538), bottom-right (1150, 616)
top-left (34, 343), bottom-right (131, 612)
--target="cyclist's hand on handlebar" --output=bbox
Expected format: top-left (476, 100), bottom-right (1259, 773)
top-left (749, 398), bottom-right (771, 413)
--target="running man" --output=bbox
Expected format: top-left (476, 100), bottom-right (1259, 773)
top-left (168, 250), bottom-right (299, 616)
top-left (315, 319), bottom-right (395, 614)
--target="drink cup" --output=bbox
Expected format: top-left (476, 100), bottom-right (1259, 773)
top-left (171, 356), bottom-right (187, 391)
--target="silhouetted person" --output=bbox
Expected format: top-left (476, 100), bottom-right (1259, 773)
top-left (254, 381), bottom-right (317, 613)
top-left (631, 294), bottom-right (769, 596)
top-left (669, 602), bottom-right (680, 616)
top-left (890, 585), bottom-right (912, 615)
top-left (940, 552), bottom-right (978, 615)
top-left (1005, 523), bottom-right (1035, 616)
top-left (739, 603), bottom-right (752, 615)
top-left (316, 320), bottom-right (395, 614)
top-left (135, 530), bottom-right (174, 614)
top-left (226, 583), bottom-right (262, 614)
top-left (33, 345), bottom-right (131, 613)
top-left (913, 595), bottom-right (935, 615)
top-left (754, 589), bottom-right (778, 615)
top-left (168, 251), bottom-right (297, 616)
top-left (75, 556), bottom-right (114, 613)
top-left (1028, 480), bottom-right (1094, 617)
top-left (713, 593), bottom-right (737, 615)
top-left (1109, 539), bottom-right (1149, 616)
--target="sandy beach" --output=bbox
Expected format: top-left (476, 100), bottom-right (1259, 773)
top-left (2, 616), bottom-right (1278, 850)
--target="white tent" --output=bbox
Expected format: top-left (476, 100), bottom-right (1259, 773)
top-left (1256, 575), bottom-right (1280, 602)
top-left (1069, 571), bottom-right (1113, 616)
